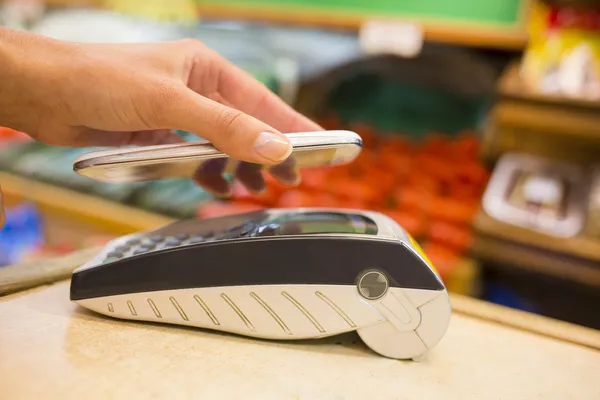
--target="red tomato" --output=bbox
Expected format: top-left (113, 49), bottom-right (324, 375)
top-left (451, 131), bottom-right (480, 160)
top-left (427, 220), bottom-right (473, 253)
top-left (312, 193), bottom-right (340, 207)
top-left (338, 198), bottom-right (368, 210)
top-left (419, 242), bottom-right (461, 280)
top-left (420, 133), bottom-right (451, 157)
top-left (404, 173), bottom-right (441, 196)
top-left (453, 162), bottom-right (489, 187)
top-left (276, 190), bottom-right (315, 208)
top-left (377, 153), bottom-right (413, 179)
top-left (382, 209), bottom-right (426, 238)
top-left (392, 185), bottom-right (435, 213)
top-left (333, 180), bottom-right (380, 204)
top-left (349, 122), bottom-right (379, 149)
top-left (327, 166), bottom-right (352, 182)
top-left (299, 168), bottom-right (330, 192)
top-left (448, 181), bottom-right (483, 202)
top-left (348, 150), bottom-right (376, 176)
top-left (364, 169), bottom-right (397, 198)
top-left (428, 196), bottom-right (479, 226)
top-left (197, 201), bottom-right (265, 218)
top-left (414, 154), bottom-right (455, 184)
top-left (379, 135), bottom-right (414, 154)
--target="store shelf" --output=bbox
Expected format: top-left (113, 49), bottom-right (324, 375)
top-left (498, 64), bottom-right (600, 109)
top-left (0, 172), bottom-right (173, 236)
top-left (472, 210), bottom-right (600, 288)
top-left (484, 63), bottom-right (600, 164)
top-left (474, 210), bottom-right (600, 263)
top-left (42, 0), bottom-right (529, 49)
top-left (492, 64), bottom-right (600, 142)
top-left (196, 2), bottom-right (529, 50)
top-left (492, 100), bottom-right (600, 142)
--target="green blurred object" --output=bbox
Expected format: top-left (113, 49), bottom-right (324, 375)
top-left (327, 73), bottom-right (490, 138)
top-left (297, 48), bottom-right (499, 139)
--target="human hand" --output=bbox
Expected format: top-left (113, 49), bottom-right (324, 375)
top-left (0, 28), bottom-right (322, 196)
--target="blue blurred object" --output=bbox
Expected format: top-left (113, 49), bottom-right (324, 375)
top-left (483, 282), bottom-right (539, 314)
top-left (0, 203), bottom-right (44, 267)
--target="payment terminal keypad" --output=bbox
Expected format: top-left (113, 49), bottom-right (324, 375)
top-left (98, 222), bottom-right (259, 265)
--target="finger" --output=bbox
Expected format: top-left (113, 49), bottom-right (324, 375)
top-left (267, 156), bottom-right (300, 186)
top-left (115, 130), bottom-right (185, 146)
top-left (163, 88), bottom-right (293, 165)
top-left (235, 162), bottom-right (265, 194)
top-left (193, 158), bottom-right (231, 197)
top-left (195, 49), bottom-right (323, 133)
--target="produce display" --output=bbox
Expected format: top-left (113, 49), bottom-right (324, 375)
top-left (198, 115), bottom-right (491, 278)
top-left (0, 127), bottom-right (29, 142)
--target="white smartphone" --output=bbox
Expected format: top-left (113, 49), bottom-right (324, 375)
top-left (73, 130), bottom-right (362, 183)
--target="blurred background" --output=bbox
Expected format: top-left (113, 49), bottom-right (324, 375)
top-left (1, 0), bottom-right (599, 330)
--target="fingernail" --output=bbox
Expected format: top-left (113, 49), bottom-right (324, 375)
top-left (247, 185), bottom-right (266, 194)
top-left (283, 174), bottom-right (301, 186)
top-left (277, 169), bottom-right (301, 186)
top-left (254, 132), bottom-right (292, 162)
top-left (212, 188), bottom-right (232, 199)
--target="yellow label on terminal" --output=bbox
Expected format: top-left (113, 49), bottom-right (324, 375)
top-left (407, 234), bottom-right (439, 276)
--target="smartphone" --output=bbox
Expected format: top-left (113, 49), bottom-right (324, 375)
top-left (72, 130), bottom-right (362, 183)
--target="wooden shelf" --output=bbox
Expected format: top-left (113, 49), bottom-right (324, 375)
top-left (472, 211), bottom-right (600, 288)
top-left (474, 210), bottom-right (600, 263)
top-left (492, 100), bottom-right (600, 142)
top-left (0, 172), bottom-right (174, 236)
top-left (498, 63), bottom-right (600, 110)
top-left (484, 62), bottom-right (600, 163)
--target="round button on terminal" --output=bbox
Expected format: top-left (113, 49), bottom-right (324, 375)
top-left (357, 270), bottom-right (389, 300)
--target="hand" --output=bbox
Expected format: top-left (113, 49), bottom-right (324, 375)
top-left (0, 28), bottom-right (322, 196)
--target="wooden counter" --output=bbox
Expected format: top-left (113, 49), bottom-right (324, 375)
top-left (1, 276), bottom-right (599, 399)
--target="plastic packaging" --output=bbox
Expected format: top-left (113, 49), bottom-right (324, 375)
top-left (482, 153), bottom-right (589, 237)
top-left (521, 0), bottom-right (600, 99)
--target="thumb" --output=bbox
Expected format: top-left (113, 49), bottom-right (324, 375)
top-left (164, 87), bottom-right (293, 165)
